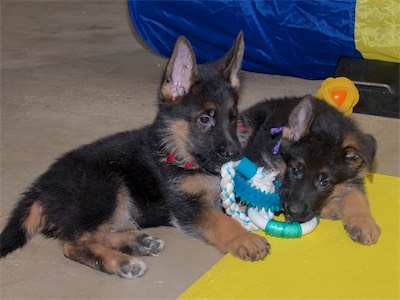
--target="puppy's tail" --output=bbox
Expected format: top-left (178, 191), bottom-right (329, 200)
top-left (1, 192), bottom-right (44, 258)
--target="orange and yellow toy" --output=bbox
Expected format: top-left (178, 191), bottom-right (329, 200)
top-left (316, 77), bottom-right (359, 116)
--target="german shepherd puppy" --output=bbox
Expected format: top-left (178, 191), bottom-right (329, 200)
top-left (0, 33), bottom-right (270, 279)
top-left (239, 95), bottom-right (381, 245)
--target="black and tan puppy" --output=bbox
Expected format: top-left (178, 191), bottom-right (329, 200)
top-left (239, 95), bottom-right (380, 245)
top-left (0, 33), bottom-right (270, 279)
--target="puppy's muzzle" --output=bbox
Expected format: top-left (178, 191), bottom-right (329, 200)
top-left (215, 143), bottom-right (242, 161)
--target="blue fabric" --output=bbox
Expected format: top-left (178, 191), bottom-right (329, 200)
top-left (128, 0), bottom-right (362, 79)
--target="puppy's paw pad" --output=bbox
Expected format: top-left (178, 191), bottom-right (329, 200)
top-left (117, 259), bottom-right (147, 279)
top-left (229, 233), bottom-right (270, 261)
top-left (137, 235), bottom-right (165, 256)
top-left (345, 220), bottom-right (381, 245)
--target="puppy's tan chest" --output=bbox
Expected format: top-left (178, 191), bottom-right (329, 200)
top-left (180, 174), bottom-right (220, 203)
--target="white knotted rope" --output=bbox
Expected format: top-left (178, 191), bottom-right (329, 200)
top-left (220, 161), bottom-right (279, 231)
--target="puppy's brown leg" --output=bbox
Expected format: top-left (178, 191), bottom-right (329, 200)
top-left (320, 183), bottom-right (348, 220)
top-left (63, 230), bottom-right (150, 279)
top-left (181, 174), bottom-right (270, 261)
top-left (201, 209), bottom-right (270, 261)
top-left (63, 242), bottom-right (147, 279)
top-left (103, 231), bottom-right (165, 257)
top-left (340, 189), bottom-right (381, 245)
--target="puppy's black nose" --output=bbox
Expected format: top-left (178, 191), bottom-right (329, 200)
top-left (216, 144), bottom-right (242, 160)
top-left (286, 205), bottom-right (302, 217)
top-left (284, 202), bottom-right (315, 223)
top-left (284, 202), bottom-right (306, 221)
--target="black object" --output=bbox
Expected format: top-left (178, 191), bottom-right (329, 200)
top-left (334, 57), bottom-right (399, 119)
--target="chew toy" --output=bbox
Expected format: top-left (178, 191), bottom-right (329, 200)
top-left (221, 157), bottom-right (319, 238)
top-left (316, 77), bottom-right (359, 116)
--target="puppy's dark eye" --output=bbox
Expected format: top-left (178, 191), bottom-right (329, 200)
top-left (318, 174), bottom-right (331, 189)
top-left (288, 163), bottom-right (303, 179)
top-left (320, 179), bottom-right (330, 188)
top-left (199, 115), bottom-right (211, 124)
top-left (291, 167), bottom-right (299, 176)
top-left (197, 110), bottom-right (215, 129)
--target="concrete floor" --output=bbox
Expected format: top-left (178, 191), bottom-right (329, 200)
top-left (1, 1), bottom-right (399, 299)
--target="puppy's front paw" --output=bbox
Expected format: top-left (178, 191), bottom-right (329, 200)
top-left (227, 232), bottom-right (270, 261)
top-left (345, 217), bottom-right (381, 245)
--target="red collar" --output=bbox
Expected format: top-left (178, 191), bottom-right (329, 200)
top-left (165, 152), bottom-right (195, 169)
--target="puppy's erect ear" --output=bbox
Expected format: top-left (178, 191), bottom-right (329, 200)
top-left (161, 36), bottom-right (197, 103)
top-left (343, 133), bottom-right (377, 171)
top-left (216, 31), bottom-right (245, 90)
top-left (283, 95), bottom-right (315, 141)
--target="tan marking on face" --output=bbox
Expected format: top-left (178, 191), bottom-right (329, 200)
top-left (319, 166), bottom-right (330, 174)
top-left (171, 120), bottom-right (189, 141)
top-left (276, 159), bottom-right (287, 177)
top-left (202, 101), bottom-right (218, 112)
top-left (342, 134), bottom-right (360, 149)
top-left (23, 202), bottom-right (45, 237)
top-left (172, 120), bottom-right (194, 159)
top-left (297, 157), bottom-right (306, 166)
top-left (161, 120), bottom-right (196, 165)
top-left (261, 152), bottom-right (286, 177)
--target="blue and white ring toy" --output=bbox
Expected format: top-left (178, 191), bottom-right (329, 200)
top-left (220, 157), bottom-right (319, 238)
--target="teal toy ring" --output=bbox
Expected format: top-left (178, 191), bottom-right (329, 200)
top-left (247, 207), bottom-right (319, 238)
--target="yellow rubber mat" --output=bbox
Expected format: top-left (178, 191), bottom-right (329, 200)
top-left (179, 173), bottom-right (400, 299)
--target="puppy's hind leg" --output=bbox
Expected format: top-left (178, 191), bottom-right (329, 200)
top-left (64, 242), bottom-right (147, 279)
top-left (63, 237), bottom-right (148, 279)
top-left (104, 230), bottom-right (165, 257)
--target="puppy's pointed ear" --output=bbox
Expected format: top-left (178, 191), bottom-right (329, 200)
top-left (343, 133), bottom-right (377, 171)
top-left (283, 95), bottom-right (315, 141)
top-left (161, 36), bottom-right (197, 103)
top-left (216, 31), bottom-right (244, 90)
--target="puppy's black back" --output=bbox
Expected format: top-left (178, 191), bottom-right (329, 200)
top-left (0, 33), bottom-right (246, 269)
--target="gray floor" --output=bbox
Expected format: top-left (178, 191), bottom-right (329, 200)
top-left (1, 1), bottom-right (399, 299)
